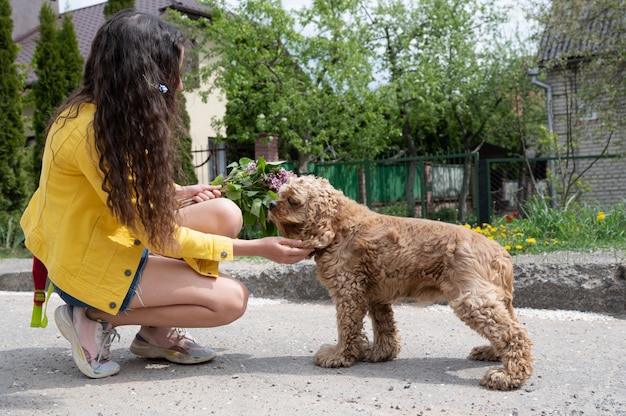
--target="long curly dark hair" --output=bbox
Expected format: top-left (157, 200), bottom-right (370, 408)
top-left (48, 9), bottom-right (186, 251)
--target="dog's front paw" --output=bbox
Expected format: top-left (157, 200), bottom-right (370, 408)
top-left (468, 345), bottom-right (500, 362)
top-left (313, 344), bottom-right (357, 368)
top-left (480, 368), bottom-right (526, 391)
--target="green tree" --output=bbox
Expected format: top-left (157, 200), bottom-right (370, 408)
top-left (0, 0), bottom-right (28, 212)
top-left (58, 13), bottom-right (83, 95)
top-left (180, 0), bottom-right (391, 174)
top-left (174, 92), bottom-right (198, 185)
top-left (103, 0), bottom-right (135, 18)
top-left (353, 0), bottom-right (514, 219)
top-left (482, 53), bottom-right (547, 206)
top-left (177, 0), bottom-right (542, 213)
top-left (31, 3), bottom-right (66, 185)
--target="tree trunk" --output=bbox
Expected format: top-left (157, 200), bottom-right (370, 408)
top-left (357, 167), bottom-right (367, 205)
top-left (403, 118), bottom-right (417, 217)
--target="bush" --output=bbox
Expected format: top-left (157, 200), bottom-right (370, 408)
top-left (0, 211), bottom-right (27, 258)
top-left (376, 202), bottom-right (411, 217)
top-left (426, 207), bottom-right (458, 222)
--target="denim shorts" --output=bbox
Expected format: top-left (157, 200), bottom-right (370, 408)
top-left (54, 248), bottom-right (149, 312)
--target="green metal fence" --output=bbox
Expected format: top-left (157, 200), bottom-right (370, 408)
top-left (304, 153), bottom-right (618, 224)
top-left (197, 146), bottom-right (619, 224)
top-left (308, 153), bottom-right (479, 222)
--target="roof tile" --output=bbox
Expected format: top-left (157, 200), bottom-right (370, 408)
top-left (16, 0), bottom-right (211, 85)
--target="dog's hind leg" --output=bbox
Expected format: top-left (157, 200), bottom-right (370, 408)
top-left (313, 295), bottom-right (369, 368)
top-left (362, 303), bottom-right (401, 362)
top-left (468, 344), bottom-right (500, 361)
top-left (466, 294), bottom-right (517, 362)
top-left (450, 293), bottom-right (534, 391)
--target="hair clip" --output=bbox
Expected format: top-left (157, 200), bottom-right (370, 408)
top-left (143, 74), bottom-right (169, 94)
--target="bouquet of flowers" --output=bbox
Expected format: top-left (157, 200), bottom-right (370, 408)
top-left (211, 157), bottom-right (297, 237)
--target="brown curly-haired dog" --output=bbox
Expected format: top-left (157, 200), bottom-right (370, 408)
top-left (268, 175), bottom-right (533, 390)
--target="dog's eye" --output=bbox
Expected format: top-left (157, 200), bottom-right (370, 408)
top-left (287, 197), bottom-right (300, 206)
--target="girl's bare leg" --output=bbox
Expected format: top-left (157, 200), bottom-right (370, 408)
top-left (88, 197), bottom-right (246, 353)
top-left (87, 255), bottom-right (249, 328)
top-left (176, 197), bottom-right (243, 237)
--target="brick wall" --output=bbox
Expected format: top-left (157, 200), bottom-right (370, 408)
top-left (255, 134), bottom-right (279, 162)
top-left (545, 66), bottom-right (626, 207)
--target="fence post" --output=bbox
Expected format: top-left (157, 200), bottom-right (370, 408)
top-left (478, 159), bottom-right (490, 224)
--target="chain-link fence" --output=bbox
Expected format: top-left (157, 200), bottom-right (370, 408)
top-left (482, 154), bottom-right (621, 220)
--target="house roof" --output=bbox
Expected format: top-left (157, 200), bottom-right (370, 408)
top-left (537, 2), bottom-right (625, 64)
top-left (15, 0), bottom-right (211, 85)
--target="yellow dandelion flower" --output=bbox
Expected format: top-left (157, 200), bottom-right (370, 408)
top-left (463, 224), bottom-right (471, 229)
top-left (504, 245), bottom-right (511, 251)
top-left (526, 237), bottom-right (536, 244)
top-left (515, 245), bottom-right (523, 250)
top-left (597, 212), bottom-right (605, 221)
top-left (488, 236), bottom-right (494, 241)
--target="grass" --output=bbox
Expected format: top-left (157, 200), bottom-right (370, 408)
top-left (0, 213), bottom-right (29, 259)
top-left (467, 197), bottom-right (626, 255)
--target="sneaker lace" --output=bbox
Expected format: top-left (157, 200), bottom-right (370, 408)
top-left (97, 328), bottom-right (120, 362)
top-left (172, 327), bottom-right (195, 342)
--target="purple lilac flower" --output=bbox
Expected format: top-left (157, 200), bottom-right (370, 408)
top-left (267, 168), bottom-right (297, 192)
top-left (245, 161), bottom-right (257, 174)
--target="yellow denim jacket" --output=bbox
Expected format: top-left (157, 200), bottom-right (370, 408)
top-left (20, 103), bottom-right (233, 314)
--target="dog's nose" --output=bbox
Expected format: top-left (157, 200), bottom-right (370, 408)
top-left (269, 200), bottom-right (278, 211)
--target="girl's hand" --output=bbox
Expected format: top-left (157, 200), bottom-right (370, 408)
top-left (259, 237), bottom-right (314, 264)
top-left (177, 184), bottom-right (222, 203)
top-left (232, 237), bottom-right (314, 264)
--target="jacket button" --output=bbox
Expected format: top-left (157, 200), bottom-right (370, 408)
top-left (220, 251), bottom-right (228, 259)
top-left (109, 302), bottom-right (117, 309)
top-left (133, 239), bottom-right (141, 245)
top-left (124, 269), bottom-right (132, 277)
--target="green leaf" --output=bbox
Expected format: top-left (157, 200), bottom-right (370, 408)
top-left (211, 174), bottom-right (224, 186)
top-left (239, 157), bottom-right (254, 167)
top-left (242, 211), bottom-right (257, 226)
top-left (225, 190), bottom-right (242, 200)
top-left (262, 221), bottom-right (277, 237)
top-left (250, 197), bottom-right (263, 217)
top-left (257, 157), bottom-right (267, 172)
top-left (263, 192), bottom-right (277, 207)
top-left (226, 182), bottom-right (242, 191)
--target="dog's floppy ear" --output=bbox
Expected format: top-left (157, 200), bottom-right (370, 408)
top-left (307, 227), bottom-right (335, 249)
top-left (302, 177), bottom-right (338, 248)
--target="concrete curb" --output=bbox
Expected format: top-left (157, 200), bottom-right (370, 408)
top-left (1, 256), bottom-right (625, 315)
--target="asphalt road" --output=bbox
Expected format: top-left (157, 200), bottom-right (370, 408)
top-left (1, 292), bottom-right (625, 416)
